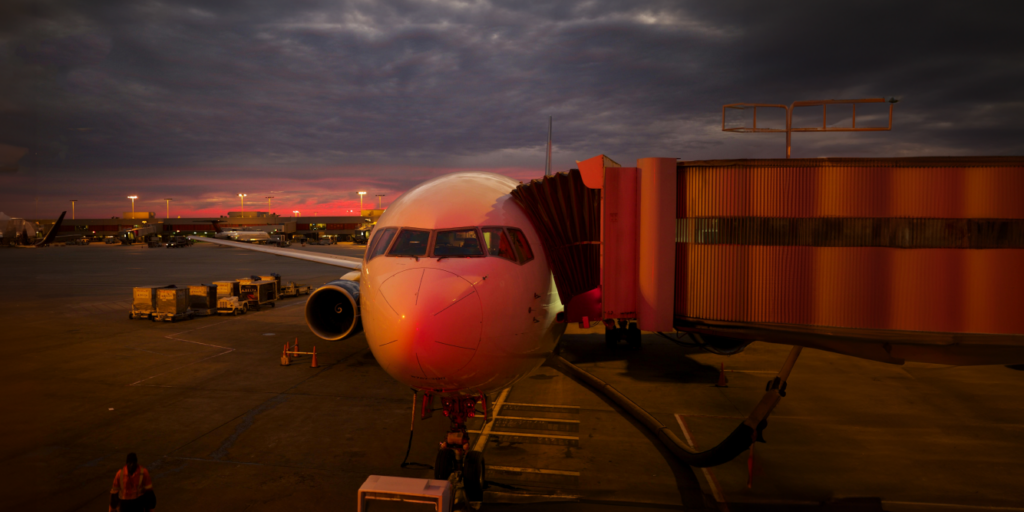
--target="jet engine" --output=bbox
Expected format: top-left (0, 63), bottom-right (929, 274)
top-left (304, 279), bottom-right (362, 340)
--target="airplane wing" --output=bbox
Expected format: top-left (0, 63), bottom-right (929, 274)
top-left (187, 236), bottom-right (363, 270)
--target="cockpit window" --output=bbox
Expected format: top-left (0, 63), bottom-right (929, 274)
top-left (481, 227), bottom-right (517, 262)
top-left (433, 229), bottom-right (484, 257)
top-left (367, 227), bottom-right (397, 261)
top-left (508, 228), bottom-right (534, 263)
top-left (388, 229), bottom-right (430, 257)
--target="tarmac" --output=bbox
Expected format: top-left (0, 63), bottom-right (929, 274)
top-left (1, 242), bottom-right (1023, 511)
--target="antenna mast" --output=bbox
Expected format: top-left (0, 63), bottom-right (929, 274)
top-left (544, 116), bottom-right (552, 176)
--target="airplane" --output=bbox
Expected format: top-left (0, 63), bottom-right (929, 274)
top-left (1, 211), bottom-right (66, 247)
top-left (209, 219), bottom-right (277, 243)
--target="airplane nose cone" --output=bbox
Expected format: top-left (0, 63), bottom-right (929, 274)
top-left (367, 268), bottom-right (482, 385)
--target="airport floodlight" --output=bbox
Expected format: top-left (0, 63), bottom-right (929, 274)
top-left (70, 200), bottom-right (77, 219)
top-left (359, 191), bottom-right (367, 211)
top-left (127, 196), bottom-right (138, 214)
top-left (164, 198), bottom-right (172, 219)
top-left (265, 196), bottom-right (275, 210)
top-left (239, 193), bottom-right (246, 213)
top-left (376, 194), bottom-right (385, 209)
top-left (293, 210), bottom-right (300, 218)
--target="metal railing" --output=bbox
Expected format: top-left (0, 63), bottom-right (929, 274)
top-left (722, 98), bottom-right (897, 158)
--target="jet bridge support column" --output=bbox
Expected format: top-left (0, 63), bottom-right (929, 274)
top-left (637, 158), bottom-right (677, 332)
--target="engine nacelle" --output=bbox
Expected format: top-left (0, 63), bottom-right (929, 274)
top-left (305, 279), bottom-right (362, 340)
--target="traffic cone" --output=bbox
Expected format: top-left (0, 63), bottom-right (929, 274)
top-left (310, 346), bottom-right (319, 368)
top-left (715, 363), bottom-right (728, 387)
top-left (280, 343), bottom-right (290, 366)
top-left (293, 338), bottom-right (299, 356)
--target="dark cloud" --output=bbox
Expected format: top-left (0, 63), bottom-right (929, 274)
top-left (1, 0), bottom-right (1022, 216)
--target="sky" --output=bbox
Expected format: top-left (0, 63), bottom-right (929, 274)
top-left (2, 0), bottom-right (1022, 218)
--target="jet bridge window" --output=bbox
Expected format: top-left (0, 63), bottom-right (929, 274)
top-left (367, 227), bottom-right (397, 261)
top-left (508, 228), bottom-right (534, 263)
top-left (388, 229), bottom-right (431, 257)
top-left (481, 227), bottom-right (517, 262)
top-left (433, 229), bottom-right (484, 257)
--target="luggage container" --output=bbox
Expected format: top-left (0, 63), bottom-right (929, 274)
top-left (188, 285), bottom-right (218, 316)
top-left (258, 273), bottom-right (281, 296)
top-left (154, 287), bottom-right (193, 322)
top-left (214, 280), bottom-right (240, 298)
top-left (131, 285), bottom-right (175, 320)
top-left (240, 281), bottom-right (277, 310)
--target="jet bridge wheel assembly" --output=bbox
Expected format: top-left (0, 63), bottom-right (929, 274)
top-left (604, 320), bottom-right (642, 349)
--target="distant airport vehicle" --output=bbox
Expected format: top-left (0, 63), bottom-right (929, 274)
top-left (210, 219), bottom-right (279, 242)
top-left (352, 226), bottom-right (372, 244)
top-left (216, 296), bottom-right (248, 315)
top-left (167, 236), bottom-right (192, 248)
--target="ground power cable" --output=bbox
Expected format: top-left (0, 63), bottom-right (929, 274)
top-left (400, 390), bottom-right (434, 470)
top-left (548, 347), bottom-right (801, 468)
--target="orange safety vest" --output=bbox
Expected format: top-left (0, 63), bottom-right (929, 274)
top-left (110, 465), bottom-right (152, 501)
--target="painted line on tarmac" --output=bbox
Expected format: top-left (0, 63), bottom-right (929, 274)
top-left (675, 413), bottom-right (730, 511)
top-left (488, 465), bottom-right (580, 477)
top-left (472, 387), bottom-right (511, 452)
top-left (129, 320), bottom-right (236, 386)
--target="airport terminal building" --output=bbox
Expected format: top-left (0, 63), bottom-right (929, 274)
top-left (39, 211), bottom-right (367, 241)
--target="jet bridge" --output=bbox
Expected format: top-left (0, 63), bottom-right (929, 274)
top-left (512, 155), bottom-right (1024, 364)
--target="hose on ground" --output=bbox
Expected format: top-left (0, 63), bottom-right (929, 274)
top-left (549, 353), bottom-right (797, 468)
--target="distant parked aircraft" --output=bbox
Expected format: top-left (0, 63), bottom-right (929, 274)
top-left (209, 219), bottom-right (277, 243)
top-left (1, 211), bottom-right (66, 247)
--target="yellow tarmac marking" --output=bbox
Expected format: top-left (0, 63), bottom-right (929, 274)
top-left (676, 413), bottom-right (730, 510)
top-left (488, 466), bottom-right (580, 477)
top-left (472, 387), bottom-right (510, 452)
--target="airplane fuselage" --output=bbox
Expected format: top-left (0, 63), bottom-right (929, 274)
top-left (360, 172), bottom-right (565, 395)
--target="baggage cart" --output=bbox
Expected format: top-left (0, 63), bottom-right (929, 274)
top-left (258, 273), bottom-right (282, 297)
top-left (240, 281), bottom-right (277, 311)
top-left (214, 280), bottom-right (240, 298)
top-left (131, 285), bottom-right (175, 320)
top-left (188, 284), bottom-right (218, 316)
top-left (153, 288), bottom-right (193, 322)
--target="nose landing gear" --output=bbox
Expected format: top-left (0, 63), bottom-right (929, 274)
top-left (429, 394), bottom-right (488, 502)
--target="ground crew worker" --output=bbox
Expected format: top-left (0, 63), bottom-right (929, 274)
top-left (110, 452), bottom-right (155, 512)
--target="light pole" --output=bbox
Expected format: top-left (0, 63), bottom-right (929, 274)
top-left (265, 196), bottom-right (274, 211)
top-left (238, 193), bottom-right (246, 214)
top-left (164, 198), bottom-right (172, 219)
top-left (71, 200), bottom-right (77, 219)
top-left (358, 191), bottom-right (366, 212)
top-left (376, 194), bottom-right (385, 209)
top-left (127, 196), bottom-right (137, 215)
top-left (293, 210), bottom-right (300, 218)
